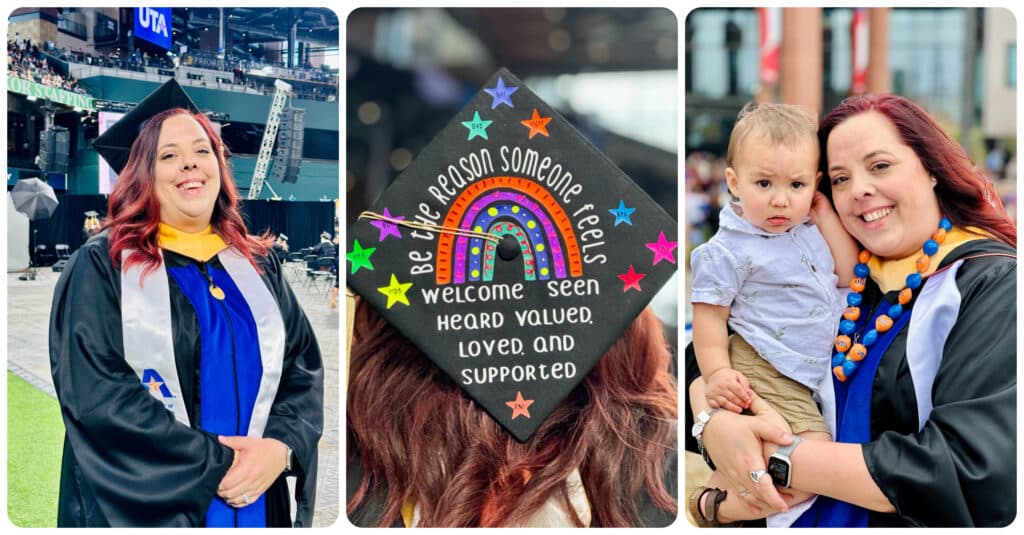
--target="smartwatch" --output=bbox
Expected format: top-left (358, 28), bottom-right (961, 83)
top-left (767, 435), bottom-right (802, 487)
top-left (691, 408), bottom-right (722, 470)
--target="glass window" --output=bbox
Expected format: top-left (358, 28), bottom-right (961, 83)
top-left (686, 9), bottom-right (758, 99)
top-left (1009, 44), bottom-right (1017, 88)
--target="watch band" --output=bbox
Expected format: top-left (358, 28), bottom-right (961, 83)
top-left (774, 434), bottom-right (803, 458)
top-left (691, 408), bottom-right (722, 471)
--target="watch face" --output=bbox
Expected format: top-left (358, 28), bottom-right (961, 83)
top-left (768, 457), bottom-right (790, 487)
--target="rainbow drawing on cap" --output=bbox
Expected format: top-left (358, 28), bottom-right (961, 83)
top-left (436, 176), bottom-right (582, 285)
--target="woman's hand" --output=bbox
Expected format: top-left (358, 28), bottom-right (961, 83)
top-left (808, 191), bottom-right (838, 227)
top-left (702, 391), bottom-right (794, 513)
top-left (217, 436), bottom-right (289, 508)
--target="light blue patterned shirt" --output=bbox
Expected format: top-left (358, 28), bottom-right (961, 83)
top-left (691, 203), bottom-right (845, 431)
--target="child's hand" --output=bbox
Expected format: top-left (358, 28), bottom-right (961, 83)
top-left (808, 191), bottom-right (838, 226)
top-left (706, 368), bottom-right (752, 413)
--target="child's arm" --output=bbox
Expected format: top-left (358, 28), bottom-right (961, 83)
top-left (693, 302), bottom-right (751, 413)
top-left (810, 191), bottom-right (859, 287)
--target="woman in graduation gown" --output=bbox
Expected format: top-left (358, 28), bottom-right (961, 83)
top-left (685, 94), bottom-right (1015, 527)
top-left (48, 81), bottom-right (324, 527)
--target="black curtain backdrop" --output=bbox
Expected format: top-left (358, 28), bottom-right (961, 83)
top-left (27, 194), bottom-right (335, 256)
top-left (238, 200), bottom-right (336, 251)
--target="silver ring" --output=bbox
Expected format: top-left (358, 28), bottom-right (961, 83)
top-left (739, 489), bottom-right (752, 497)
top-left (242, 494), bottom-right (250, 505)
top-left (750, 469), bottom-right (767, 484)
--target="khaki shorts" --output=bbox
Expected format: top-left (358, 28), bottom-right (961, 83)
top-left (729, 334), bottom-right (830, 436)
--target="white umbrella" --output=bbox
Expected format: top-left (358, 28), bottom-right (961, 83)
top-left (10, 178), bottom-right (59, 220)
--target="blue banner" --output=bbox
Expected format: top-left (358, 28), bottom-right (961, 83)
top-left (134, 8), bottom-right (171, 50)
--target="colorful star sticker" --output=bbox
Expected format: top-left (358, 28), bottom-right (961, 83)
top-left (462, 110), bottom-right (494, 140)
top-left (505, 391), bottom-right (534, 419)
top-left (377, 274), bottom-right (412, 309)
top-left (646, 231), bottom-right (679, 265)
top-left (145, 377), bottom-right (164, 395)
top-left (484, 76), bottom-right (518, 109)
top-left (609, 200), bottom-right (636, 226)
top-left (618, 264), bottom-right (646, 292)
top-left (370, 207), bottom-right (404, 241)
top-left (521, 108), bottom-right (552, 139)
top-left (346, 239), bottom-right (376, 274)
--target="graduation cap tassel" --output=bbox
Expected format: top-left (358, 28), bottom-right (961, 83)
top-left (357, 211), bottom-right (500, 244)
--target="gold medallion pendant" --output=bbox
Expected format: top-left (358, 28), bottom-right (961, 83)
top-left (209, 284), bottom-right (226, 300)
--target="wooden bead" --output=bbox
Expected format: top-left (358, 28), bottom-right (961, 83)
top-left (835, 335), bottom-right (852, 353)
top-left (932, 227), bottom-right (947, 244)
top-left (916, 254), bottom-right (930, 273)
top-left (898, 287), bottom-right (913, 305)
top-left (848, 343), bottom-right (868, 362)
top-left (876, 315), bottom-right (894, 333)
top-left (850, 277), bottom-right (866, 293)
top-left (858, 250), bottom-right (871, 264)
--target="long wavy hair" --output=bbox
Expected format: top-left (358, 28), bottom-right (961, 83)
top-left (818, 94), bottom-right (1016, 247)
top-left (104, 108), bottom-right (271, 275)
top-left (347, 299), bottom-right (678, 527)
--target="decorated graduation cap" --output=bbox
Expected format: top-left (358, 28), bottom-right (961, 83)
top-left (92, 78), bottom-right (200, 175)
top-left (347, 68), bottom-right (678, 442)
top-left (83, 210), bottom-right (99, 218)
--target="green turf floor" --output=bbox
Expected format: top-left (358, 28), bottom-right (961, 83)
top-left (7, 371), bottom-right (63, 527)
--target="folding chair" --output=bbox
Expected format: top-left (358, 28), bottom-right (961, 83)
top-left (315, 256), bottom-right (337, 294)
top-left (284, 252), bottom-right (305, 283)
top-left (303, 254), bottom-right (323, 289)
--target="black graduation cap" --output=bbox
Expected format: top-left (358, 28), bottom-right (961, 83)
top-left (346, 68), bottom-right (678, 442)
top-left (92, 78), bottom-right (199, 175)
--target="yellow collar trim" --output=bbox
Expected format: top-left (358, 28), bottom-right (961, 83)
top-left (157, 223), bottom-right (228, 262)
top-left (401, 499), bottom-right (416, 528)
top-left (867, 226), bottom-right (987, 293)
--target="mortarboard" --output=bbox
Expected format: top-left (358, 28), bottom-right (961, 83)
top-left (279, 233), bottom-right (289, 241)
top-left (346, 68), bottom-right (678, 442)
top-left (84, 210), bottom-right (99, 218)
top-left (92, 78), bottom-right (199, 175)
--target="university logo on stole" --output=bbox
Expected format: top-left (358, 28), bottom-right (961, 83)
top-left (141, 368), bottom-right (177, 412)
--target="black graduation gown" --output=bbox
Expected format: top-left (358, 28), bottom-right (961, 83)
top-left (49, 234), bottom-right (324, 527)
top-left (684, 239), bottom-right (1016, 526)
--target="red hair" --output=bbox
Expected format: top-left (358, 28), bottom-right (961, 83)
top-left (347, 299), bottom-right (678, 527)
top-left (818, 94), bottom-right (1016, 247)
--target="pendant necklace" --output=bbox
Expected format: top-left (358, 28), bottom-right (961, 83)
top-left (200, 263), bottom-right (226, 300)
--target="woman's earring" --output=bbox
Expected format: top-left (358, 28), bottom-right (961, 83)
top-left (930, 176), bottom-right (937, 186)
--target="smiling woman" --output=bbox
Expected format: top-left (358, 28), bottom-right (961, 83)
top-left (48, 79), bottom-right (324, 527)
top-left (152, 114), bottom-right (222, 233)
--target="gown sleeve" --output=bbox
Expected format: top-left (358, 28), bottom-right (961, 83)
top-left (48, 240), bottom-right (235, 526)
top-left (862, 253), bottom-right (1016, 526)
top-left (257, 252), bottom-right (325, 527)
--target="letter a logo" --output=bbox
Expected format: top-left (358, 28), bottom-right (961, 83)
top-left (141, 368), bottom-right (174, 398)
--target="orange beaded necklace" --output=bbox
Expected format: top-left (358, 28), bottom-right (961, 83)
top-left (832, 217), bottom-right (953, 381)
